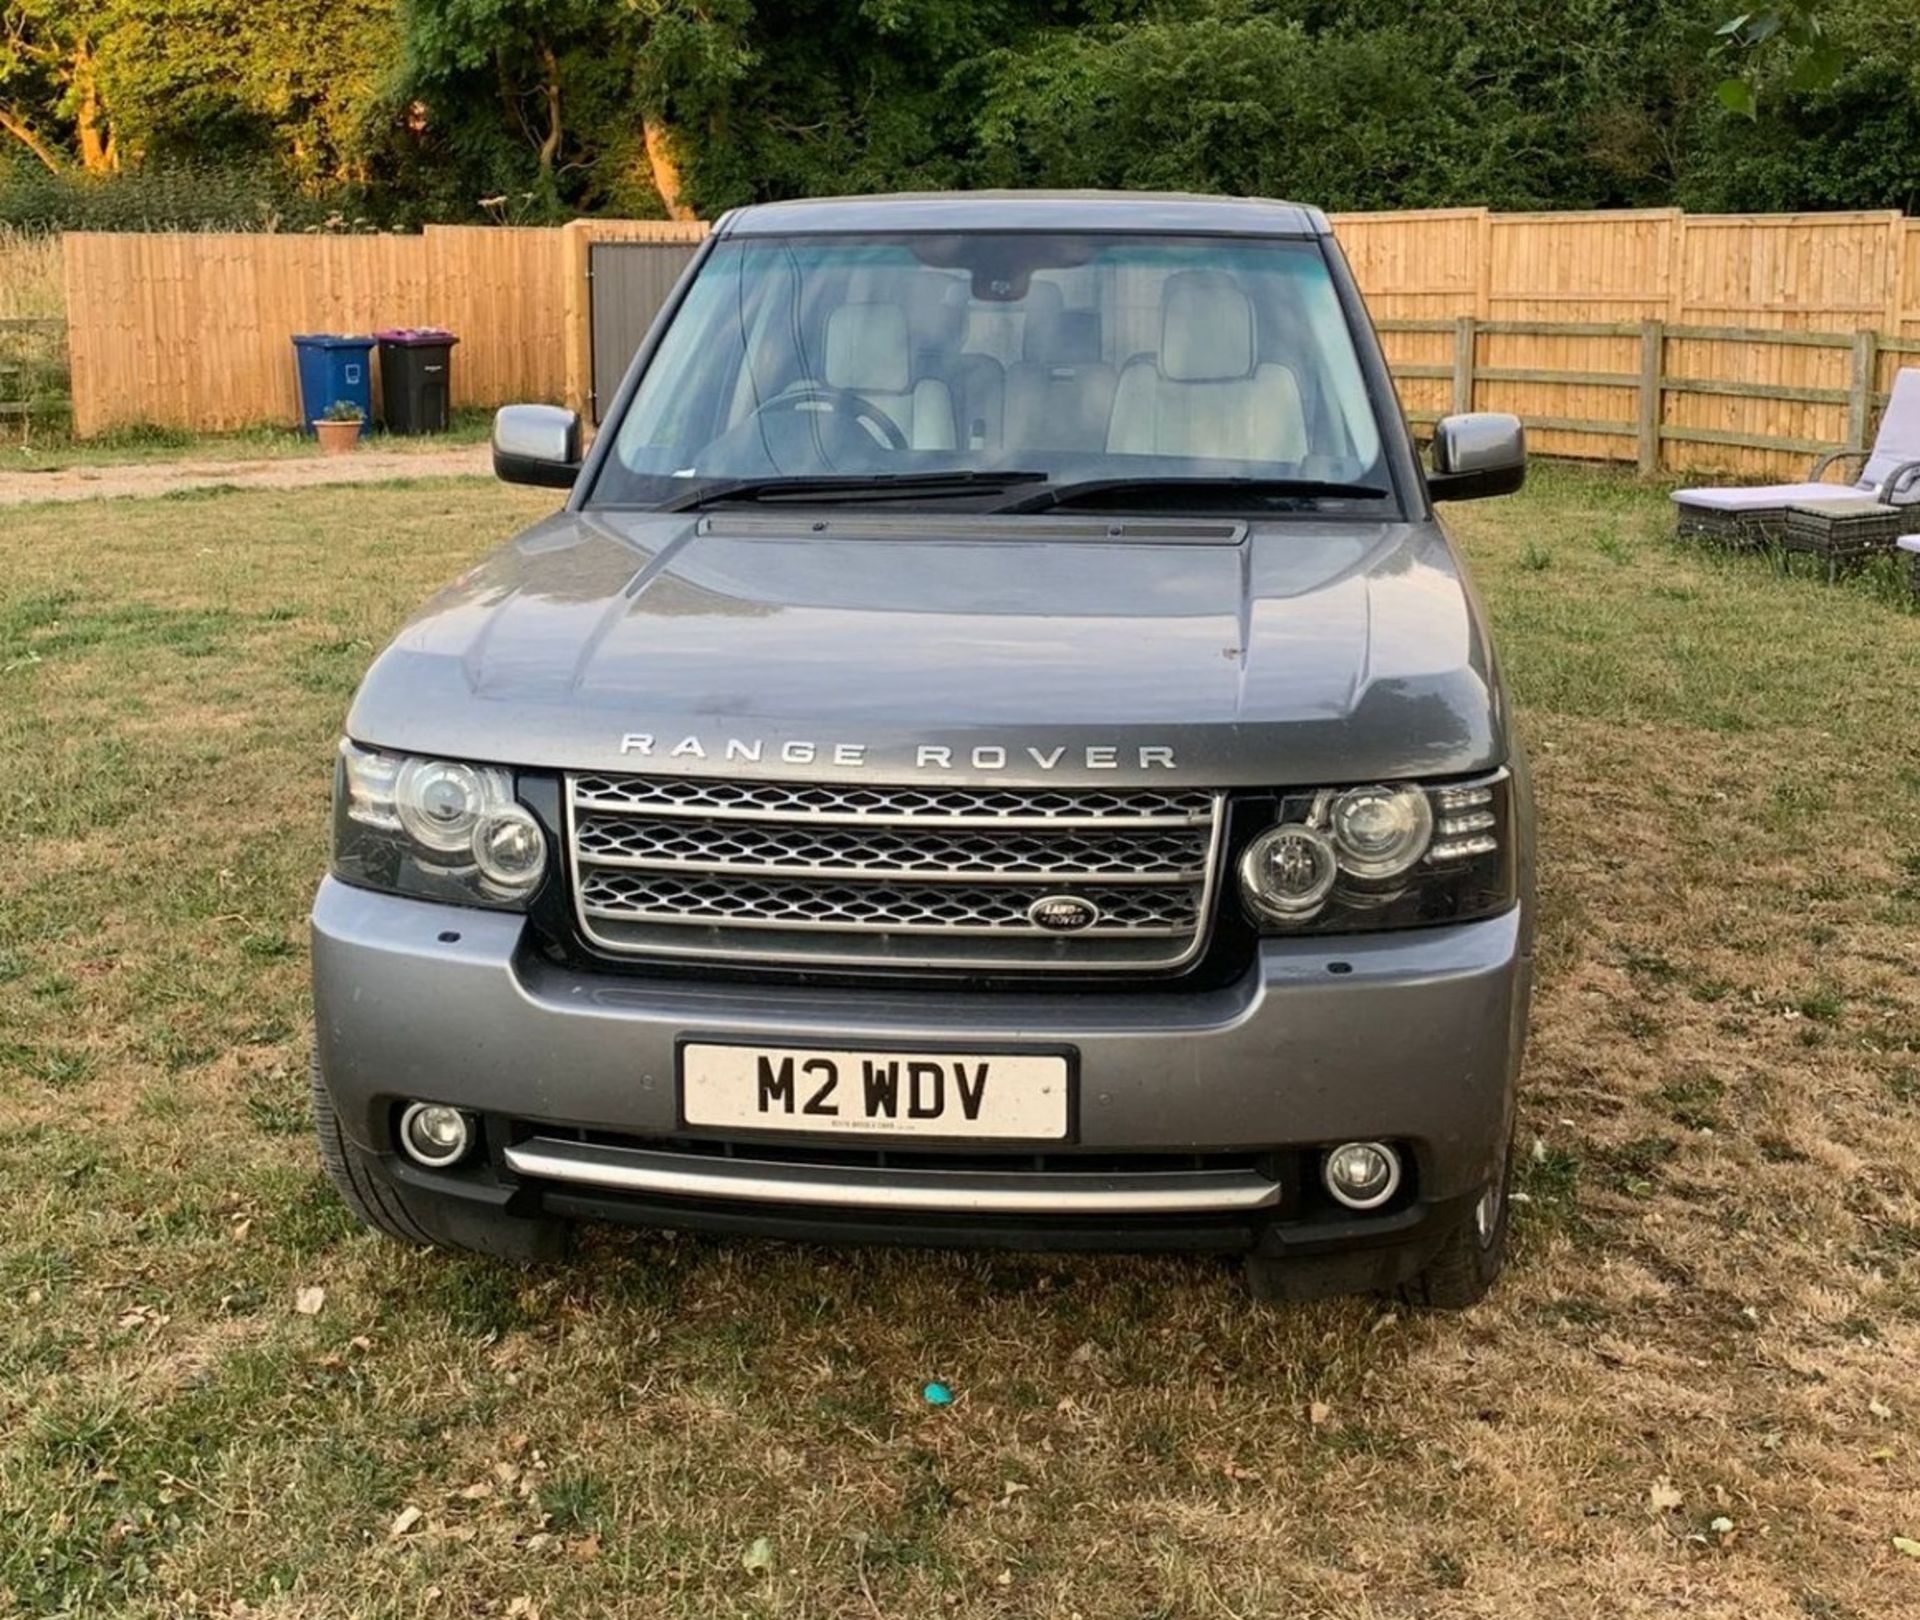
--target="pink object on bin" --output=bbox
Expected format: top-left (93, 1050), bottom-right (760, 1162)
top-left (375, 328), bottom-right (459, 347)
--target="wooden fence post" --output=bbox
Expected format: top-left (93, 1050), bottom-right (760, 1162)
top-left (1636, 320), bottom-right (1664, 477)
top-left (561, 220), bottom-right (592, 422)
top-left (1451, 316), bottom-right (1476, 415)
top-left (1846, 328), bottom-right (1878, 450)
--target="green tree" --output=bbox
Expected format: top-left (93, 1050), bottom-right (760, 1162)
top-left (393, 0), bottom-right (754, 218)
top-left (6, 0), bottom-right (1920, 231)
top-left (2, 0), bottom-right (396, 189)
top-left (1, 1), bottom-right (116, 171)
top-left (1713, 3), bottom-right (1841, 117)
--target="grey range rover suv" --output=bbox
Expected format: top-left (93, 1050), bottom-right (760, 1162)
top-left (312, 191), bottom-right (1534, 1307)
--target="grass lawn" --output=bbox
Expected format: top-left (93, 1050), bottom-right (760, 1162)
top-left (1, 412), bottom-right (494, 474)
top-left (2, 465), bottom-right (1918, 1619)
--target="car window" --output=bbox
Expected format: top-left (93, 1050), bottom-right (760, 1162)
top-left (593, 231), bottom-right (1388, 508)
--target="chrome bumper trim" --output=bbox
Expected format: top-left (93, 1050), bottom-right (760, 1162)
top-left (503, 1137), bottom-right (1282, 1215)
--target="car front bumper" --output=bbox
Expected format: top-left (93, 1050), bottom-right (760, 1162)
top-left (311, 877), bottom-right (1530, 1268)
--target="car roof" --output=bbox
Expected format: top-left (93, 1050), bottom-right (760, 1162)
top-left (717, 190), bottom-right (1330, 239)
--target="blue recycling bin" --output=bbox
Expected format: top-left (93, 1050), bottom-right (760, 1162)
top-left (291, 334), bottom-right (376, 435)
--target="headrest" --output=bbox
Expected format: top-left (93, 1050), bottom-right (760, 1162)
top-left (1161, 270), bottom-right (1254, 382)
top-left (1023, 281), bottom-right (1063, 331)
top-left (825, 302), bottom-right (911, 394)
top-left (1024, 296), bottom-right (1102, 366)
top-left (908, 274), bottom-right (967, 352)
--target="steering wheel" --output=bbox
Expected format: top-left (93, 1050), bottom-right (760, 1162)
top-left (748, 383), bottom-right (910, 459)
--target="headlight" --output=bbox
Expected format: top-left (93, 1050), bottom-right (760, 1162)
top-left (1238, 770), bottom-right (1514, 934)
top-left (1329, 784), bottom-right (1431, 879)
top-left (332, 742), bottom-right (548, 909)
top-left (395, 758), bottom-right (488, 853)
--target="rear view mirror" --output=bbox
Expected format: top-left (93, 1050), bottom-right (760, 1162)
top-left (493, 405), bottom-right (581, 489)
top-left (1429, 413), bottom-right (1526, 501)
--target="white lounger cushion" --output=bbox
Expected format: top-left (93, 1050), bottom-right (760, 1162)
top-left (1670, 482), bottom-right (1867, 510)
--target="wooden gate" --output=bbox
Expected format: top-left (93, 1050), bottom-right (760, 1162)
top-left (586, 240), bottom-right (703, 423)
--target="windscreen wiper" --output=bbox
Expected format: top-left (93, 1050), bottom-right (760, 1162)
top-left (659, 470), bottom-right (1050, 512)
top-left (995, 476), bottom-right (1390, 514)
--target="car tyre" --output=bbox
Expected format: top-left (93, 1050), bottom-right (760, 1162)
top-left (1396, 1142), bottom-right (1512, 1311)
top-left (309, 1050), bottom-right (566, 1262)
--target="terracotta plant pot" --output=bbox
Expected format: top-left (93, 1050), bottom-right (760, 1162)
top-left (314, 418), bottom-right (363, 455)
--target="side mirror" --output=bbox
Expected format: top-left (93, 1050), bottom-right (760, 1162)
top-left (1428, 412), bottom-right (1526, 502)
top-left (493, 404), bottom-right (582, 489)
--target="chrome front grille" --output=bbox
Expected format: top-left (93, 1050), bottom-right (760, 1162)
top-left (574, 815), bottom-right (1208, 881)
top-left (578, 870), bottom-right (1203, 930)
top-left (566, 773), bottom-right (1225, 972)
top-left (571, 774), bottom-right (1213, 825)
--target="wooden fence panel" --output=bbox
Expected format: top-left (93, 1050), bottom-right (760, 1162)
top-left (52, 208), bottom-right (1920, 480)
top-left (1488, 210), bottom-right (1675, 324)
top-left (1328, 208), bottom-right (1485, 319)
top-left (1328, 209), bottom-right (1483, 426)
top-left (61, 222), bottom-right (708, 435)
top-left (1658, 214), bottom-right (1881, 474)
top-left (1896, 221), bottom-right (1920, 338)
top-left (1675, 211), bottom-right (1901, 329)
top-left (1481, 211), bottom-right (1673, 459)
top-left (1659, 330), bottom-right (1851, 478)
top-left (64, 232), bottom-right (433, 434)
top-left (1659, 214), bottom-right (1897, 475)
top-left (419, 226), bottom-right (567, 407)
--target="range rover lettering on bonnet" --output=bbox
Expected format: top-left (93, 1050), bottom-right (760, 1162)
top-left (616, 734), bottom-right (1180, 771)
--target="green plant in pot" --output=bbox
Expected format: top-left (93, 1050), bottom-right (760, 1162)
top-left (314, 399), bottom-right (365, 454)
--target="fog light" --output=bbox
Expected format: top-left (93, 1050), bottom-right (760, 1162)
top-left (399, 1102), bottom-right (473, 1168)
top-left (473, 804), bottom-right (547, 893)
top-left (1323, 1141), bottom-right (1401, 1210)
top-left (1240, 823), bottom-right (1339, 922)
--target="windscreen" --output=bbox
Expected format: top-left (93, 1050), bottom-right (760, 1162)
top-left (591, 232), bottom-right (1388, 508)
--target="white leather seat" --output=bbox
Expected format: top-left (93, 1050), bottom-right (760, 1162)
top-left (1004, 285), bottom-right (1116, 453)
top-left (1105, 271), bottom-right (1306, 463)
top-left (823, 301), bottom-right (956, 451)
top-left (908, 276), bottom-right (1004, 452)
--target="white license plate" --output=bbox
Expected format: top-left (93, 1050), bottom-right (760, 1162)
top-left (680, 1042), bottom-right (1070, 1140)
